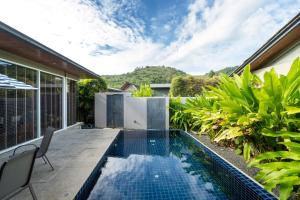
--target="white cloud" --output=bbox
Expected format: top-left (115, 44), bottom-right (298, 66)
top-left (162, 0), bottom-right (300, 74)
top-left (0, 0), bottom-right (299, 75)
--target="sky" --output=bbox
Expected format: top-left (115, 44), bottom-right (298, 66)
top-left (0, 0), bottom-right (299, 75)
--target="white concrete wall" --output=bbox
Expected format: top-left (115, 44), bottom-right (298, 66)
top-left (254, 41), bottom-right (300, 79)
top-left (124, 97), bottom-right (147, 129)
top-left (165, 98), bottom-right (169, 129)
top-left (95, 93), bottom-right (107, 128)
top-left (95, 93), bottom-right (169, 129)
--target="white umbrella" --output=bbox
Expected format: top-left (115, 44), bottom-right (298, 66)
top-left (0, 73), bottom-right (37, 90)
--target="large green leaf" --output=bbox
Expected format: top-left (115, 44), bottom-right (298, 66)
top-left (285, 106), bottom-right (300, 115)
top-left (262, 129), bottom-right (300, 138)
top-left (243, 142), bottom-right (251, 161)
top-left (249, 151), bottom-right (300, 166)
top-left (263, 68), bottom-right (282, 101)
top-left (283, 75), bottom-right (300, 103)
top-left (286, 57), bottom-right (300, 84)
top-left (214, 127), bottom-right (243, 142)
top-left (279, 141), bottom-right (300, 152)
top-left (262, 168), bottom-right (300, 183)
top-left (263, 175), bottom-right (300, 200)
top-left (280, 183), bottom-right (294, 200)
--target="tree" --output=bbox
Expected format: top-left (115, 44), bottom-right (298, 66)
top-left (170, 76), bottom-right (218, 97)
top-left (78, 78), bottom-right (107, 124)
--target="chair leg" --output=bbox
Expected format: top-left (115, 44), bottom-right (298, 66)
top-left (28, 183), bottom-right (38, 200)
top-left (44, 155), bottom-right (54, 171)
top-left (41, 156), bottom-right (47, 164)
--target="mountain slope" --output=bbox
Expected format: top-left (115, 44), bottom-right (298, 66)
top-left (206, 66), bottom-right (238, 76)
top-left (103, 66), bottom-right (187, 88)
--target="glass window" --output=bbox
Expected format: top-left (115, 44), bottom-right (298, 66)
top-left (26, 68), bottom-right (37, 140)
top-left (40, 72), bottom-right (62, 135)
top-left (67, 79), bottom-right (77, 126)
top-left (0, 89), bottom-right (5, 149)
top-left (0, 60), bottom-right (37, 150)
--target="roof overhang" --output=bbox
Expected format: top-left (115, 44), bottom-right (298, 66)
top-left (232, 13), bottom-right (300, 75)
top-left (0, 21), bottom-right (99, 79)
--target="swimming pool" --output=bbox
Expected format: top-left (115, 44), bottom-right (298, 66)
top-left (75, 130), bottom-right (276, 200)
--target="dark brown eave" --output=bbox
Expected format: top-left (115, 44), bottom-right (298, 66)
top-left (0, 21), bottom-right (99, 79)
top-left (232, 13), bottom-right (300, 75)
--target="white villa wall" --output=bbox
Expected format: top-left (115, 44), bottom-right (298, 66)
top-left (124, 97), bottom-right (147, 129)
top-left (95, 93), bottom-right (169, 129)
top-left (253, 41), bottom-right (300, 79)
top-left (165, 98), bottom-right (169, 129)
top-left (95, 93), bottom-right (107, 128)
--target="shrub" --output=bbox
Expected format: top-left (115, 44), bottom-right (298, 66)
top-left (132, 84), bottom-right (153, 97)
top-left (248, 58), bottom-right (300, 200)
top-left (170, 75), bottom-right (218, 97)
top-left (78, 78), bottom-right (107, 124)
top-left (169, 97), bottom-right (194, 131)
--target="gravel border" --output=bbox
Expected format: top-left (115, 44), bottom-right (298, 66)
top-left (192, 133), bottom-right (259, 178)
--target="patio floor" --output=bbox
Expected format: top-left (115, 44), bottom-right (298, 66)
top-left (0, 126), bottom-right (120, 200)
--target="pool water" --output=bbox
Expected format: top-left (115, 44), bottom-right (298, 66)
top-left (81, 130), bottom-right (276, 200)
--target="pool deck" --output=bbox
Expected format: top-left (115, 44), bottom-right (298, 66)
top-left (0, 126), bottom-right (120, 200)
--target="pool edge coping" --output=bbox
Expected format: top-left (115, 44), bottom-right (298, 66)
top-left (73, 129), bottom-right (122, 200)
top-left (181, 130), bottom-right (278, 199)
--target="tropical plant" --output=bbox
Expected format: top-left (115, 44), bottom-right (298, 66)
top-left (249, 58), bottom-right (300, 200)
top-left (132, 84), bottom-right (153, 97)
top-left (78, 78), bottom-right (107, 124)
top-left (169, 97), bottom-right (195, 131)
top-left (182, 65), bottom-right (266, 160)
top-left (168, 57), bottom-right (300, 199)
top-left (184, 95), bottom-right (218, 138)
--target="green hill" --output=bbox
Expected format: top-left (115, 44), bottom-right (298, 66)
top-left (205, 66), bottom-right (238, 77)
top-left (103, 66), bottom-right (187, 88)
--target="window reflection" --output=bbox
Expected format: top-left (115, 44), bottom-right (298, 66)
top-left (0, 60), bottom-right (37, 150)
top-left (67, 79), bottom-right (77, 126)
top-left (40, 72), bottom-right (62, 135)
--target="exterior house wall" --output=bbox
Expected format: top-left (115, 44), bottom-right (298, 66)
top-left (253, 41), bottom-right (300, 79)
top-left (0, 49), bottom-right (80, 153)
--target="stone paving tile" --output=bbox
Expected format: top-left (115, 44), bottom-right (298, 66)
top-left (0, 127), bottom-right (119, 200)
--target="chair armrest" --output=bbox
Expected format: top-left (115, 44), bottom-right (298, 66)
top-left (11, 144), bottom-right (38, 157)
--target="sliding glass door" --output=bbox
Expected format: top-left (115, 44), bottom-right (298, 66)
top-left (0, 60), bottom-right (37, 150)
top-left (40, 72), bottom-right (63, 135)
top-left (67, 79), bottom-right (77, 126)
top-left (0, 59), bottom-right (78, 151)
